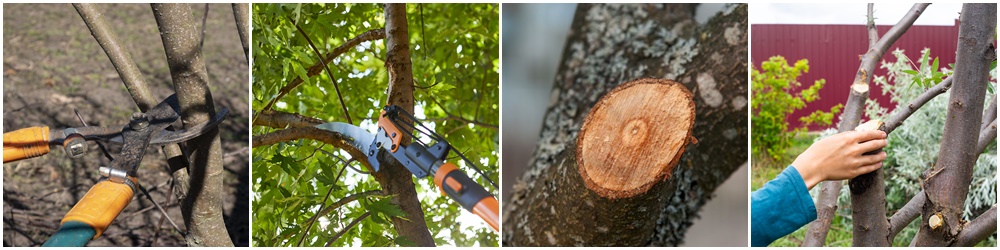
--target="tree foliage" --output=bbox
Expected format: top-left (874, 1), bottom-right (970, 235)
top-left (250, 3), bottom-right (498, 247)
top-left (751, 56), bottom-right (841, 162)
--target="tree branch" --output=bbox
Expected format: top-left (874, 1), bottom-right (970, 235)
top-left (324, 212), bottom-right (371, 247)
top-left (152, 3), bottom-right (232, 246)
top-left (915, 3), bottom-right (995, 246)
top-left (977, 119), bottom-right (996, 153)
top-left (289, 17), bottom-right (353, 125)
top-left (808, 4), bottom-right (929, 247)
top-left (982, 94), bottom-right (996, 131)
top-left (232, 3), bottom-right (249, 61)
top-left (883, 77), bottom-right (953, 133)
top-left (952, 204), bottom-right (997, 246)
top-left (258, 28), bottom-right (386, 112)
top-left (253, 109), bottom-right (324, 129)
top-left (296, 161), bottom-right (350, 247)
top-left (889, 190), bottom-right (925, 240)
top-left (74, 3), bottom-right (159, 111)
top-left (299, 189), bottom-right (382, 246)
top-left (866, 4), bottom-right (878, 48)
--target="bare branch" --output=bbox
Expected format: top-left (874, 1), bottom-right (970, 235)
top-left (915, 3), bottom-right (996, 246)
top-left (884, 77), bottom-right (953, 133)
top-left (232, 4), bottom-right (249, 61)
top-left (258, 29), bottom-right (386, 113)
top-left (866, 4), bottom-right (878, 48)
top-left (871, 4), bottom-right (929, 62)
top-left (977, 119), bottom-right (996, 153)
top-left (324, 212), bottom-right (371, 247)
top-left (952, 204), bottom-right (997, 246)
top-left (151, 3), bottom-right (232, 246)
top-left (889, 190), bottom-right (925, 240)
top-left (982, 94), bottom-right (996, 131)
top-left (74, 3), bottom-right (158, 111)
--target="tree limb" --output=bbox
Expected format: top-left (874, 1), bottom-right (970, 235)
top-left (232, 3), bottom-right (249, 61)
top-left (889, 190), bottom-right (925, 240)
top-left (982, 94), bottom-right (996, 131)
top-left (324, 212), bottom-right (371, 247)
top-left (915, 3), bottom-right (995, 246)
top-left (806, 4), bottom-right (928, 246)
top-left (152, 3), bottom-right (233, 246)
top-left (883, 77), bottom-right (953, 133)
top-left (258, 29), bottom-right (386, 113)
top-left (254, 109), bottom-right (325, 129)
top-left (289, 17), bottom-right (353, 125)
top-left (74, 3), bottom-right (158, 111)
top-left (952, 204), bottom-right (997, 246)
top-left (296, 161), bottom-right (350, 247)
top-left (977, 119), bottom-right (996, 153)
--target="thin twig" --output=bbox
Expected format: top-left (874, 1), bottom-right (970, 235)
top-left (324, 212), bottom-right (371, 247)
top-left (883, 77), bottom-right (953, 134)
top-left (258, 29), bottom-right (386, 113)
top-left (296, 159), bottom-right (350, 246)
top-left (288, 17), bottom-right (353, 125)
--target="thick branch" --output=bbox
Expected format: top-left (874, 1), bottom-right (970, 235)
top-left (152, 3), bottom-right (232, 246)
top-left (915, 3), bottom-right (995, 246)
top-left (889, 190), bottom-right (925, 240)
top-left (324, 212), bottom-right (371, 247)
top-left (259, 29), bottom-right (386, 112)
top-left (883, 77), bottom-right (953, 133)
top-left (232, 3), bottom-right (249, 61)
top-left (952, 204), bottom-right (997, 246)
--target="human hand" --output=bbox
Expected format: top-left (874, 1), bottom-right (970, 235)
top-left (792, 130), bottom-right (888, 189)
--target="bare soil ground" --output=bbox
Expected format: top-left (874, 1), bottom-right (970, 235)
top-left (3, 3), bottom-right (249, 247)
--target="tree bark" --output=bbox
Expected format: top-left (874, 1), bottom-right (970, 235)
top-left (504, 3), bottom-right (748, 246)
top-left (952, 204), bottom-right (997, 246)
top-left (374, 3), bottom-right (435, 247)
top-left (915, 3), bottom-right (996, 246)
top-left (804, 4), bottom-right (928, 246)
top-left (232, 3), bottom-right (249, 61)
top-left (151, 3), bottom-right (233, 247)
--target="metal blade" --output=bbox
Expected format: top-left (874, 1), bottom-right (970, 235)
top-left (314, 122), bottom-right (373, 156)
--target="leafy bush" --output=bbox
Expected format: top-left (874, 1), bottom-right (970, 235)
top-left (751, 56), bottom-right (842, 162)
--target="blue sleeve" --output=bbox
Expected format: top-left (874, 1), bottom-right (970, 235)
top-left (750, 166), bottom-right (817, 247)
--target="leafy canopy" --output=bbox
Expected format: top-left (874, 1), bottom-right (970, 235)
top-left (250, 3), bottom-right (499, 247)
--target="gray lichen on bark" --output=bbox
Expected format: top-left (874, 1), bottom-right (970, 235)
top-left (503, 3), bottom-right (748, 246)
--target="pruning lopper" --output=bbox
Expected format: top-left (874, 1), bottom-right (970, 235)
top-left (3, 94), bottom-right (228, 246)
top-left (314, 105), bottom-right (499, 232)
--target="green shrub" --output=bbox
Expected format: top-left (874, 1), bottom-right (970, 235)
top-left (751, 56), bottom-right (842, 162)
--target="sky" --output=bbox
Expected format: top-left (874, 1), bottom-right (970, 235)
top-left (751, 3), bottom-right (963, 26)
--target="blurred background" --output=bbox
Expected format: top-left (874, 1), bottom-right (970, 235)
top-left (501, 3), bottom-right (747, 246)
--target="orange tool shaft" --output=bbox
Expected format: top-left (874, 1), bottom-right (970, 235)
top-left (434, 162), bottom-right (500, 231)
top-left (3, 126), bottom-right (51, 163)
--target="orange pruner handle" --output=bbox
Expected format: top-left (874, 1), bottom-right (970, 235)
top-left (434, 162), bottom-right (499, 231)
top-left (3, 126), bottom-right (51, 163)
top-left (61, 178), bottom-right (135, 238)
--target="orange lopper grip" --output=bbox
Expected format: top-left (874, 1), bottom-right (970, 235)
top-left (61, 179), bottom-right (135, 238)
top-left (3, 126), bottom-right (51, 163)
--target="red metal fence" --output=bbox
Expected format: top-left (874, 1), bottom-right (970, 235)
top-left (751, 22), bottom-right (961, 130)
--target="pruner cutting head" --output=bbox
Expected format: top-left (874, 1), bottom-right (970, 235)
top-left (2, 94), bottom-right (228, 164)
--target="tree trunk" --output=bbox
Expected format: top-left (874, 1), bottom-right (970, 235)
top-left (375, 3), bottom-right (435, 247)
top-left (915, 3), bottom-right (995, 246)
top-left (151, 3), bottom-right (233, 247)
top-left (804, 4), bottom-right (928, 246)
top-left (504, 3), bottom-right (748, 246)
